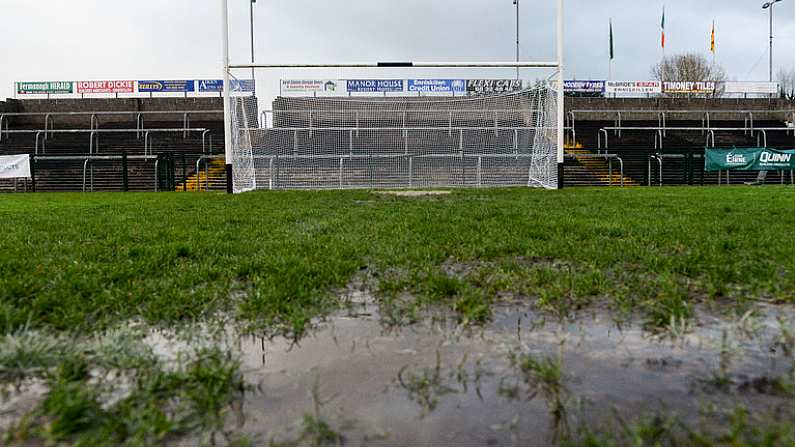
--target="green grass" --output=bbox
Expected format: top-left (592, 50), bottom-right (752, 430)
top-left (1, 186), bottom-right (794, 444)
top-left (0, 186), bottom-right (793, 337)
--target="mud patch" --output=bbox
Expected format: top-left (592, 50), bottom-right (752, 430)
top-left (377, 190), bottom-right (452, 197)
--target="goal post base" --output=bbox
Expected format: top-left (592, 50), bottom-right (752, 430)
top-left (226, 163), bottom-right (233, 194)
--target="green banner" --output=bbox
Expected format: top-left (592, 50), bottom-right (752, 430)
top-left (705, 148), bottom-right (795, 171)
top-left (16, 81), bottom-right (74, 95)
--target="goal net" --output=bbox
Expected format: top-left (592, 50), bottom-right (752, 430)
top-left (228, 79), bottom-right (559, 192)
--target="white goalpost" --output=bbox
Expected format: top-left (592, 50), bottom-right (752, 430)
top-left (221, 0), bottom-right (565, 193)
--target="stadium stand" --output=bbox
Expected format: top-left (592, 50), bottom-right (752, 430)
top-left (0, 98), bottom-right (226, 192)
top-left (568, 98), bottom-right (795, 186)
top-left (1, 96), bottom-right (793, 191)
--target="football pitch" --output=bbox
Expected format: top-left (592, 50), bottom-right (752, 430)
top-left (1, 187), bottom-right (794, 445)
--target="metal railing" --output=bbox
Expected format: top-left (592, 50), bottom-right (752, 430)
top-left (565, 153), bottom-right (625, 187)
top-left (0, 110), bottom-right (222, 141)
top-left (2, 128), bottom-right (211, 155)
top-left (250, 152), bottom-right (557, 190)
top-left (597, 126), bottom-right (794, 149)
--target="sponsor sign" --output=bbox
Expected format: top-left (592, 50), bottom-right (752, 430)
top-left (705, 148), bottom-right (795, 171)
top-left (466, 79), bottom-right (523, 95)
top-left (0, 154), bottom-right (31, 179)
top-left (564, 80), bottom-right (606, 93)
top-left (16, 81), bottom-right (74, 95)
top-left (663, 81), bottom-right (716, 94)
top-left (197, 79), bottom-right (256, 92)
top-left (137, 80), bottom-right (195, 93)
top-left (408, 79), bottom-right (467, 93)
top-left (605, 81), bottom-right (662, 94)
top-left (723, 81), bottom-right (779, 95)
top-left (77, 80), bottom-right (134, 94)
top-left (347, 79), bottom-right (404, 93)
top-left (281, 79), bottom-right (343, 95)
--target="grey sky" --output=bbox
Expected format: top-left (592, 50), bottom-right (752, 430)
top-left (2, 0), bottom-right (795, 102)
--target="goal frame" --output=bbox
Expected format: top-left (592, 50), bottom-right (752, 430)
top-left (220, 0), bottom-right (565, 193)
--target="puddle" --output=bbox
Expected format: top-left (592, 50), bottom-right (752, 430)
top-left (3, 301), bottom-right (793, 445)
top-left (226, 302), bottom-right (795, 445)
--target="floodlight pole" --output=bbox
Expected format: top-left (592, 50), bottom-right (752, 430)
top-left (222, 0), bottom-right (233, 193)
top-left (514, 0), bottom-right (520, 80)
top-left (556, 0), bottom-right (565, 188)
top-left (250, 0), bottom-right (256, 95)
top-left (764, 0), bottom-right (785, 84)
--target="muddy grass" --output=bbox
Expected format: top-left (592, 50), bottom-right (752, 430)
top-left (4, 298), bottom-right (792, 446)
top-left (1, 188), bottom-right (794, 445)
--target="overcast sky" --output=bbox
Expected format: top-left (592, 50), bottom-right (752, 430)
top-left (2, 0), bottom-right (795, 103)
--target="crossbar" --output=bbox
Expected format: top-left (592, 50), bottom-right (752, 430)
top-left (229, 61), bottom-right (560, 69)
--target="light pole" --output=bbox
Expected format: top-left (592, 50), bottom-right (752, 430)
top-left (250, 0), bottom-right (256, 95)
top-left (514, 0), bottom-right (520, 79)
top-left (763, 0), bottom-right (784, 83)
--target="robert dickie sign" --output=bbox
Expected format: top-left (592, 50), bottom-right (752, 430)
top-left (77, 80), bottom-right (134, 94)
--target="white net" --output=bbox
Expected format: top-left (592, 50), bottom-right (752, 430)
top-left (230, 82), bottom-right (559, 192)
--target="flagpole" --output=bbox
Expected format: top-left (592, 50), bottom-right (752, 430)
top-left (712, 20), bottom-right (716, 67)
top-left (661, 6), bottom-right (666, 85)
top-left (608, 18), bottom-right (613, 82)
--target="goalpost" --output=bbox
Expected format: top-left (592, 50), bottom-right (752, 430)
top-left (221, 0), bottom-right (565, 193)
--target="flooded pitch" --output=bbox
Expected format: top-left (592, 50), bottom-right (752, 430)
top-left (3, 294), bottom-right (793, 446)
top-left (223, 297), bottom-right (795, 446)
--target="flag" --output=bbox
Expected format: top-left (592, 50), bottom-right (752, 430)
top-left (609, 19), bottom-right (615, 60)
top-left (661, 7), bottom-right (666, 49)
top-left (710, 21), bottom-right (716, 53)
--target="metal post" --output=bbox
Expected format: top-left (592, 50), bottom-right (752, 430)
top-left (408, 156), bottom-right (413, 188)
top-left (339, 157), bottom-right (344, 188)
top-left (122, 152), bottom-right (128, 191)
top-left (770, 5), bottom-right (774, 83)
top-left (556, 0), bottom-right (565, 189)
top-left (30, 155), bottom-right (36, 192)
top-left (82, 159), bottom-right (90, 192)
top-left (608, 157), bottom-right (613, 185)
top-left (269, 157), bottom-right (274, 190)
top-left (182, 153), bottom-right (187, 190)
top-left (250, 0), bottom-right (256, 95)
top-left (514, 0), bottom-right (520, 80)
top-left (222, 0), bottom-right (234, 193)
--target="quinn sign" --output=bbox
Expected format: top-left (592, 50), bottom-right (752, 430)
top-left (705, 148), bottom-right (795, 171)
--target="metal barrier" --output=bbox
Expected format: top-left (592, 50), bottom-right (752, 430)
top-left (1, 128), bottom-right (210, 155)
top-left (0, 110), bottom-right (222, 142)
top-left (648, 153), bottom-right (707, 186)
top-left (599, 126), bottom-right (793, 149)
top-left (648, 155), bottom-right (663, 186)
top-left (565, 153), bottom-right (625, 187)
top-left (252, 153), bottom-right (571, 190)
top-left (195, 156), bottom-right (212, 191)
top-left (27, 154), bottom-right (158, 192)
top-left (0, 115), bottom-right (7, 142)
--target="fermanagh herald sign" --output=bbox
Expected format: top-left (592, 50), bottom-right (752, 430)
top-left (77, 80), bottom-right (134, 94)
top-left (16, 81), bottom-right (74, 94)
top-left (705, 148), bottom-right (795, 171)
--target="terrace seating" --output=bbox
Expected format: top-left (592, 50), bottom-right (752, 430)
top-left (0, 98), bottom-right (226, 192)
